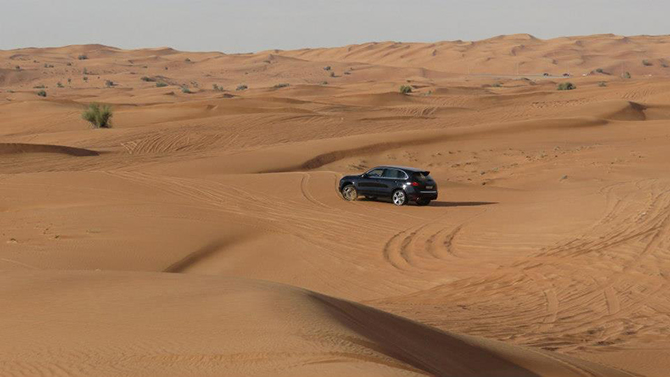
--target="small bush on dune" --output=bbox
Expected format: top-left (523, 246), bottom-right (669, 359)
top-left (212, 84), bottom-right (224, 92)
top-left (78, 54), bottom-right (88, 60)
top-left (181, 86), bottom-right (192, 94)
top-left (15, 66), bottom-right (21, 70)
top-left (557, 82), bottom-right (576, 91)
top-left (642, 60), bottom-right (653, 66)
top-left (274, 83), bottom-right (290, 89)
top-left (156, 82), bottom-right (168, 87)
top-left (36, 90), bottom-right (47, 97)
top-left (236, 84), bottom-right (248, 91)
top-left (105, 80), bottom-right (115, 88)
top-left (323, 66), bottom-right (331, 71)
top-left (33, 84), bottom-right (46, 89)
top-left (141, 76), bottom-right (156, 82)
top-left (598, 81), bottom-right (607, 87)
top-left (57, 82), bottom-right (64, 88)
top-left (623, 71), bottom-right (632, 79)
top-left (82, 103), bottom-right (113, 128)
top-left (399, 85), bottom-right (413, 94)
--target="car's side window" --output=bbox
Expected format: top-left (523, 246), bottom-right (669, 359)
top-left (383, 169), bottom-right (406, 179)
top-left (366, 169), bottom-right (384, 178)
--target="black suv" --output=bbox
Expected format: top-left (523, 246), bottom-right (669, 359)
top-left (339, 166), bottom-right (438, 206)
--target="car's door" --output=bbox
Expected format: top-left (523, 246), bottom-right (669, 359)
top-left (380, 168), bottom-right (407, 197)
top-left (358, 168), bottom-right (385, 196)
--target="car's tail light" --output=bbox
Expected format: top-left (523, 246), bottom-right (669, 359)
top-left (411, 182), bottom-right (420, 187)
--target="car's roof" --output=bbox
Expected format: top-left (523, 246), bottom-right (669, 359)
top-left (372, 165), bottom-right (429, 173)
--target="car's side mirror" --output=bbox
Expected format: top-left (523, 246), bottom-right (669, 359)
top-left (361, 173), bottom-right (368, 178)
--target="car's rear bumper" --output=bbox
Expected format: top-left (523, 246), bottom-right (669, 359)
top-left (409, 190), bottom-right (438, 201)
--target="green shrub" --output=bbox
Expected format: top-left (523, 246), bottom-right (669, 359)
top-left (141, 76), bottom-right (156, 82)
top-left (57, 82), bottom-right (64, 88)
top-left (623, 71), bottom-right (632, 79)
top-left (105, 80), bottom-right (115, 88)
top-left (236, 84), bottom-right (248, 91)
top-left (212, 84), bottom-right (224, 92)
top-left (184, 58), bottom-right (191, 63)
top-left (83, 76), bottom-right (89, 82)
top-left (181, 86), bottom-right (192, 94)
top-left (330, 71), bottom-right (336, 77)
top-left (33, 84), bottom-right (46, 89)
top-left (642, 60), bottom-right (653, 66)
top-left (156, 82), bottom-right (168, 88)
top-left (321, 81), bottom-right (328, 85)
top-left (273, 83), bottom-right (290, 89)
top-left (399, 85), bottom-right (413, 94)
top-left (78, 54), bottom-right (88, 60)
top-left (67, 78), bottom-right (72, 84)
top-left (557, 82), bottom-right (576, 90)
top-left (82, 103), bottom-right (113, 128)
top-left (323, 66), bottom-right (331, 71)
top-left (598, 81), bottom-right (607, 87)
top-left (36, 90), bottom-right (47, 97)
top-left (492, 82), bottom-right (502, 88)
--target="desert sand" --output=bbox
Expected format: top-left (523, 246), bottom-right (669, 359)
top-left (2, 34), bottom-right (670, 376)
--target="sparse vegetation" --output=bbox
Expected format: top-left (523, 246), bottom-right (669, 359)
top-left (212, 84), bottom-right (224, 92)
top-left (57, 82), bottom-right (64, 88)
top-left (323, 66), bottom-right (331, 71)
top-left (105, 80), bottom-right (115, 88)
top-left (33, 84), bottom-right (46, 89)
top-left (36, 90), bottom-right (47, 97)
top-left (623, 71), bottom-right (632, 79)
top-left (83, 76), bottom-right (89, 82)
top-left (44, 63), bottom-right (54, 68)
top-left (82, 103), bottom-right (113, 128)
top-left (321, 81), bottom-right (328, 85)
top-left (598, 81), bottom-right (607, 87)
top-left (83, 68), bottom-right (88, 75)
top-left (141, 76), bottom-right (156, 82)
top-left (181, 86), bottom-right (192, 94)
top-left (156, 82), bottom-right (168, 88)
top-left (67, 78), bottom-right (72, 84)
top-left (492, 82), bottom-right (502, 88)
top-left (642, 59), bottom-right (653, 66)
top-left (184, 58), bottom-right (191, 63)
top-left (274, 83), bottom-right (290, 89)
top-left (595, 68), bottom-right (605, 74)
top-left (236, 84), bottom-right (248, 91)
top-left (662, 61), bottom-right (669, 68)
top-left (399, 85), bottom-right (413, 94)
top-left (78, 54), bottom-right (88, 60)
top-left (15, 66), bottom-right (20, 70)
top-left (66, 62), bottom-right (72, 66)
top-left (557, 82), bottom-right (576, 91)
top-left (330, 71), bottom-right (336, 78)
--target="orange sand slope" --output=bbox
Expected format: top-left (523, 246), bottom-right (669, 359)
top-left (2, 34), bottom-right (670, 376)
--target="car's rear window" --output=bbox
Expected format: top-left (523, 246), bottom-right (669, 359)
top-left (412, 171), bottom-right (432, 182)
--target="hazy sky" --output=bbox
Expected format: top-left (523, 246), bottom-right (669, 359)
top-left (1, 0), bottom-right (668, 52)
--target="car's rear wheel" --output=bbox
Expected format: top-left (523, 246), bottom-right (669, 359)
top-left (341, 184), bottom-right (358, 201)
top-left (392, 190), bottom-right (407, 206)
top-left (416, 198), bottom-right (431, 206)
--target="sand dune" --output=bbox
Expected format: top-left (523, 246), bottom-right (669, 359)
top-left (0, 271), bottom-right (634, 377)
top-left (2, 34), bottom-right (670, 376)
